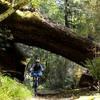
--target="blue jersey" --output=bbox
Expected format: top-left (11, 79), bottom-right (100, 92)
top-left (30, 64), bottom-right (44, 73)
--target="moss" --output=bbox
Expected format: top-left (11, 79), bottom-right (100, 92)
top-left (16, 10), bottom-right (44, 21)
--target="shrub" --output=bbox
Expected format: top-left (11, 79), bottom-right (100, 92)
top-left (0, 74), bottom-right (32, 100)
top-left (86, 57), bottom-right (100, 81)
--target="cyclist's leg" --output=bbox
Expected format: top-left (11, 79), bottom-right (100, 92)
top-left (32, 73), bottom-right (37, 92)
top-left (32, 73), bottom-right (36, 87)
top-left (34, 73), bottom-right (39, 93)
top-left (38, 72), bottom-right (42, 76)
top-left (34, 78), bottom-right (38, 92)
top-left (34, 77), bottom-right (38, 92)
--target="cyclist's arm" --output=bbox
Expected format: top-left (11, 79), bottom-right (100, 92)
top-left (29, 65), bottom-right (34, 73)
top-left (40, 64), bottom-right (44, 72)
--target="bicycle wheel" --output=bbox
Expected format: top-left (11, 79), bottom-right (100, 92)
top-left (34, 78), bottom-right (38, 93)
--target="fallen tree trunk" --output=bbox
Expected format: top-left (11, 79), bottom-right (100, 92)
top-left (1, 10), bottom-right (100, 66)
top-left (0, 41), bottom-right (25, 80)
top-left (0, 0), bottom-right (29, 22)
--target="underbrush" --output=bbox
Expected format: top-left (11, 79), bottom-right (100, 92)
top-left (0, 74), bottom-right (32, 100)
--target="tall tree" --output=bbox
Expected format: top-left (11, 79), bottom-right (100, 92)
top-left (65, 0), bottom-right (70, 27)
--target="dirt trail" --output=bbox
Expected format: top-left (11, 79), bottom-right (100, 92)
top-left (26, 88), bottom-right (99, 100)
top-left (26, 97), bottom-right (74, 100)
top-left (26, 91), bottom-right (74, 100)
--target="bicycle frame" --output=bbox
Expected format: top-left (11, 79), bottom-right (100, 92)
top-left (33, 73), bottom-right (39, 93)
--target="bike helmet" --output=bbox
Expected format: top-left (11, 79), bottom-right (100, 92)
top-left (35, 60), bottom-right (40, 63)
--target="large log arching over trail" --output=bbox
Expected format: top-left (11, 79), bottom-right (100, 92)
top-left (1, 10), bottom-right (99, 65)
top-left (0, 1), bottom-right (100, 80)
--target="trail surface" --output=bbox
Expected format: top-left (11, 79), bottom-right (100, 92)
top-left (26, 89), bottom-right (100, 100)
top-left (26, 90), bottom-right (74, 100)
top-left (29, 97), bottom-right (74, 100)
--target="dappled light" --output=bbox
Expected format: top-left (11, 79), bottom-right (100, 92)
top-left (0, 0), bottom-right (100, 100)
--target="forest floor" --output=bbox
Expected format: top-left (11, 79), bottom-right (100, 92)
top-left (26, 88), bottom-right (100, 100)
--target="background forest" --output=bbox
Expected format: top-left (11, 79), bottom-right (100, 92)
top-left (22, 0), bottom-right (100, 89)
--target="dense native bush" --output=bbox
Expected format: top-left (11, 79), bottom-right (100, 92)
top-left (0, 74), bottom-right (32, 100)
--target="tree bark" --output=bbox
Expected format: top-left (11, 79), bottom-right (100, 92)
top-left (65, 0), bottom-right (70, 28)
top-left (0, 0), bottom-right (29, 22)
top-left (0, 10), bottom-right (100, 66)
top-left (0, 41), bottom-right (25, 81)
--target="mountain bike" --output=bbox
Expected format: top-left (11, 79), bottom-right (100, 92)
top-left (33, 73), bottom-right (40, 93)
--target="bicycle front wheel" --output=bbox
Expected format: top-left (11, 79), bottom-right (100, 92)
top-left (34, 78), bottom-right (38, 93)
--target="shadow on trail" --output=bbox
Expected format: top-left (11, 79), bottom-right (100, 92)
top-left (27, 89), bottom-right (75, 100)
top-left (26, 88), bottom-right (98, 100)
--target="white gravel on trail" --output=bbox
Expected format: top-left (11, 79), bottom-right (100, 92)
top-left (26, 97), bottom-right (74, 100)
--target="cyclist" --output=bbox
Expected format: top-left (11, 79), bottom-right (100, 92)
top-left (30, 60), bottom-right (44, 92)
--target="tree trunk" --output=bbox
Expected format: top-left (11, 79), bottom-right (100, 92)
top-left (65, 0), bottom-right (70, 28)
top-left (0, 10), bottom-right (99, 66)
top-left (0, 41), bottom-right (25, 81)
top-left (0, 0), bottom-right (29, 22)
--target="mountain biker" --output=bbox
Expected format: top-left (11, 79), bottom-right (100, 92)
top-left (30, 60), bottom-right (44, 75)
top-left (29, 60), bottom-right (44, 92)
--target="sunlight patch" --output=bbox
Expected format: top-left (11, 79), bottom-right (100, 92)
top-left (76, 96), bottom-right (100, 100)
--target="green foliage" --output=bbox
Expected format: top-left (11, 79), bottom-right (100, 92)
top-left (0, 28), bottom-right (13, 51)
top-left (30, 0), bottom-right (65, 25)
top-left (78, 0), bottom-right (99, 39)
top-left (64, 0), bottom-right (100, 38)
top-left (39, 0), bottom-right (65, 25)
top-left (31, 0), bottom-right (42, 9)
top-left (0, 74), bottom-right (32, 100)
top-left (44, 56), bottom-right (68, 89)
top-left (86, 57), bottom-right (100, 80)
top-left (0, 28), bottom-right (13, 40)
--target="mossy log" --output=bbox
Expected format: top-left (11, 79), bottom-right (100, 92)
top-left (0, 0), bottom-right (29, 22)
top-left (1, 10), bottom-right (100, 66)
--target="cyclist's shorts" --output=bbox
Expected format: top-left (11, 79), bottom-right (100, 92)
top-left (33, 72), bottom-right (42, 76)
